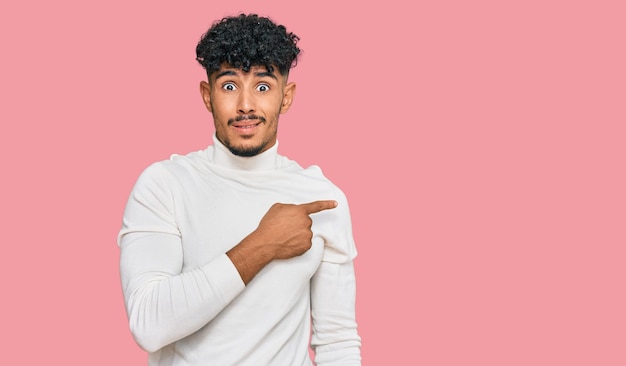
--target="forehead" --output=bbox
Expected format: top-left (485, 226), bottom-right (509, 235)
top-left (211, 64), bottom-right (285, 82)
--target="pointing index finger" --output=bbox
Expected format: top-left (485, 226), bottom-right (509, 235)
top-left (299, 200), bottom-right (338, 215)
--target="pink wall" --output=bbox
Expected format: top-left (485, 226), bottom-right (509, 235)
top-left (1, 0), bottom-right (625, 364)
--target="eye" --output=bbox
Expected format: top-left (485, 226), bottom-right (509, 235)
top-left (256, 83), bottom-right (270, 92)
top-left (222, 82), bottom-right (237, 91)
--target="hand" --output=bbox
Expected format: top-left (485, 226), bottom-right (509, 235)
top-left (227, 200), bottom-right (337, 284)
top-left (255, 200), bottom-right (337, 260)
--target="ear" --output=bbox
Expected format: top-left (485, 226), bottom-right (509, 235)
top-left (280, 82), bottom-right (296, 114)
top-left (200, 81), bottom-right (212, 112)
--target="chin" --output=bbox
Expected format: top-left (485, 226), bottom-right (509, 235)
top-left (227, 143), bottom-right (265, 157)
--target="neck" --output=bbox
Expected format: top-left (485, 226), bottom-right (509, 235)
top-left (211, 134), bottom-right (280, 171)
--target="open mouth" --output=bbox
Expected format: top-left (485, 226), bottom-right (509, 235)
top-left (232, 121), bottom-right (262, 129)
top-left (231, 119), bottom-right (263, 135)
top-left (229, 115), bottom-right (265, 133)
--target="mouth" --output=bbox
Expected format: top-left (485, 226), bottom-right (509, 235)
top-left (229, 115), bottom-right (265, 133)
top-left (231, 121), bottom-right (262, 129)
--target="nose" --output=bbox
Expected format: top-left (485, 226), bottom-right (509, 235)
top-left (237, 88), bottom-right (255, 114)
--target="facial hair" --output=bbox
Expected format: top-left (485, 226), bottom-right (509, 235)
top-left (224, 114), bottom-right (272, 157)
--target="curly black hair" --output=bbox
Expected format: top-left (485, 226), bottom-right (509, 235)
top-left (196, 13), bottom-right (301, 78)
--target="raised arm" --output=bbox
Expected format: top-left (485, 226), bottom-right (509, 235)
top-left (227, 200), bottom-right (337, 284)
top-left (119, 164), bottom-right (338, 352)
top-left (118, 164), bottom-right (246, 352)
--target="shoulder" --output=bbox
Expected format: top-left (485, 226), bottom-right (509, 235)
top-left (135, 149), bottom-right (209, 187)
top-left (302, 164), bottom-right (344, 192)
top-left (288, 164), bottom-right (350, 207)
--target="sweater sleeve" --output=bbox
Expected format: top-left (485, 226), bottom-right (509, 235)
top-left (117, 163), bottom-right (245, 352)
top-left (310, 261), bottom-right (362, 365)
top-left (310, 193), bottom-right (362, 365)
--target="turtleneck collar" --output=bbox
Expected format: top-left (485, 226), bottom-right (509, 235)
top-left (209, 134), bottom-right (281, 171)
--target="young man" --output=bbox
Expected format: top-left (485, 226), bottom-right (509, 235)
top-left (118, 14), bottom-right (361, 365)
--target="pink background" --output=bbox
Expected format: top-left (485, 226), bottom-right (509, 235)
top-left (1, 0), bottom-right (624, 364)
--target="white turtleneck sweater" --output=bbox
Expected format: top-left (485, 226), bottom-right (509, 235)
top-left (118, 135), bottom-right (361, 366)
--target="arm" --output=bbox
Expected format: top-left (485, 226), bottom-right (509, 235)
top-left (228, 200), bottom-right (338, 284)
top-left (311, 260), bottom-right (362, 365)
top-left (120, 232), bottom-right (244, 352)
top-left (119, 164), bottom-right (338, 351)
top-left (310, 194), bottom-right (362, 365)
top-left (118, 165), bottom-right (245, 352)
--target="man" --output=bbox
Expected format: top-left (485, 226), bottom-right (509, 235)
top-left (118, 13), bottom-right (361, 365)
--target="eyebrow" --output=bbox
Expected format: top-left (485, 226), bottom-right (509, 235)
top-left (214, 70), bottom-right (237, 80)
top-left (214, 69), bottom-right (278, 81)
top-left (254, 71), bottom-right (278, 80)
